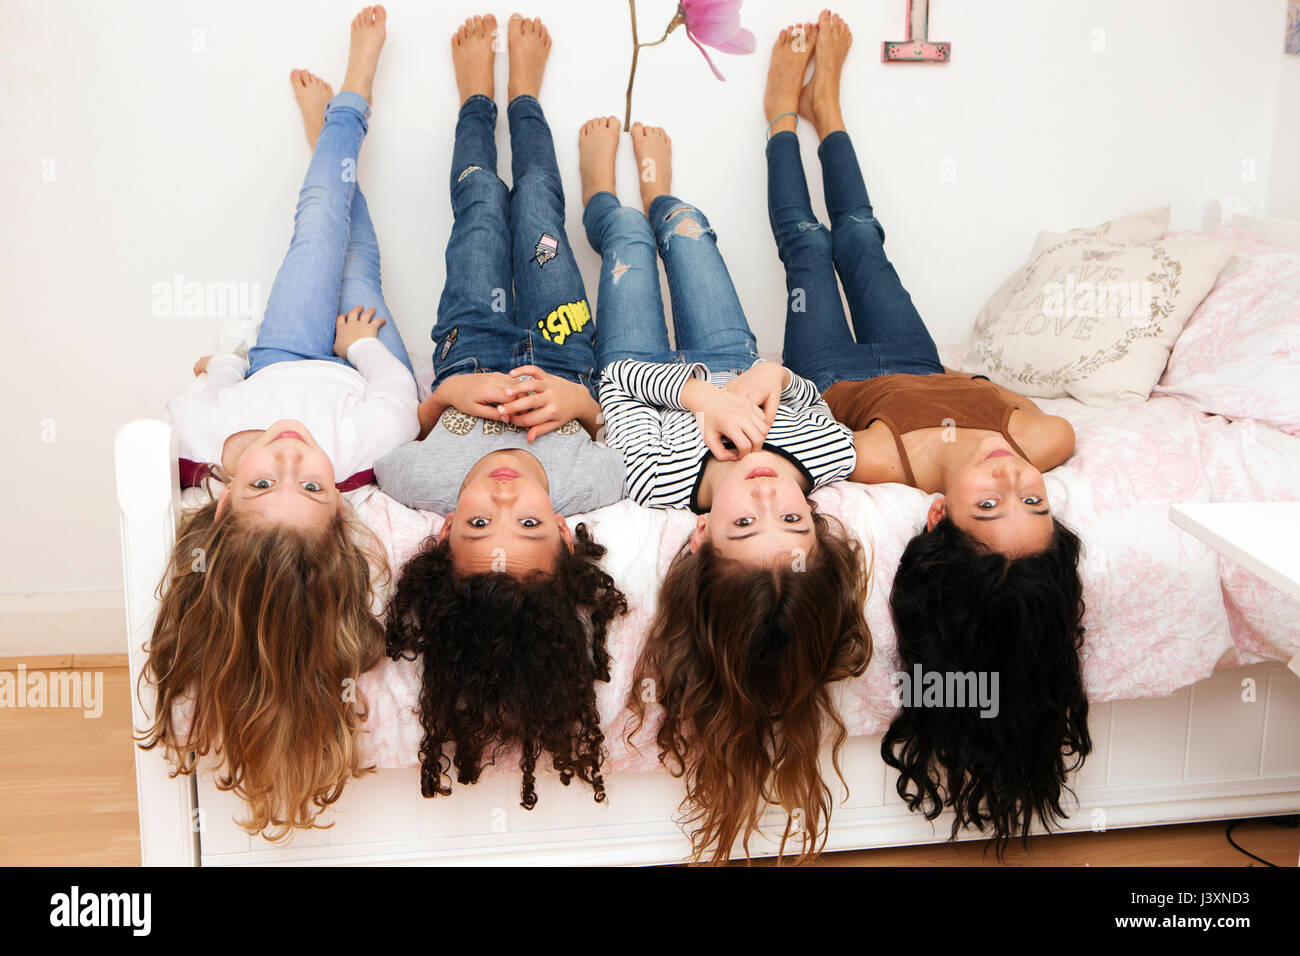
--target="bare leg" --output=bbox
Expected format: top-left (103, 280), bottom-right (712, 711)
top-left (452, 14), bottom-right (496, 103)
top-left (808, 9), bottom-right (851, 140)
top-left (290, 69), bottom-right (333, 148)
top-left (763, 20), bottom-right (816, 137)
top-left (507, 14), bottom-right (551, 102)
top-left (579, 116), bottom-right (621, 206)
top-left (341, 5), bottom-right (387, 103)
top-left (629, 122), bottom-right (671, 216)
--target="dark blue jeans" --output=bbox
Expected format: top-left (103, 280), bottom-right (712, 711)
top-left (583, 192), bottom-right (759, 375)
top-left (432, 94), bottom-right (598, 397)
top-left (249, 91), bottom-right (415, 377)
top-left (768, 129), bottom-right (942, 394)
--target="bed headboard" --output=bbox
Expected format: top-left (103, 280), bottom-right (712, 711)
top-left (1207, 196), bottom-right (1300, 250)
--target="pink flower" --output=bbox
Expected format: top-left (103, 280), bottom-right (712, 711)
top-left (679, 0), bottom-right (756, 80)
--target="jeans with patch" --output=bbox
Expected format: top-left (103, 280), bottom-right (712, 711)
top-left (583, 191), bottom-right (760, 375)
top-left (249, 91), bottom-right (415, 377)
top-left (432, 94), bottom-right (598, 398)
top-left (768, 129), bottom-right (943, 394)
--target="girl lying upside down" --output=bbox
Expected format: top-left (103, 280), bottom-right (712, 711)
top-left (765, 12), bottom-right (1089, 856)
top-left (142, 7), bottom-right (415, 840)
top-left (578, 110), bottom-right (870, 863)
top-left (378, 14), bottom-right (627, 812)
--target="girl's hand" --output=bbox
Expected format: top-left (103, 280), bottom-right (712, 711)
top-left (433, 372), bottom-right (519, 421)
top-left (193, 355), bottom-right (213, 377)
top-left (499, 365), bottom-right (600, 441)
top-left (723, 361), bottom-right (788, 430)
top-left (682, 379), bottom-right (771, 461)
top-left (332, 305), bottom-right (387, 358)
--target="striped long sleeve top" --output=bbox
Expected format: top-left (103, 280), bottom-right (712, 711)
top-left (598, 359), bottom-right (857, 512)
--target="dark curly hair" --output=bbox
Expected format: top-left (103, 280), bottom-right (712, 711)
top-left (385, 522), bottom-right (627, 809)
top-left (881, 515), bottom-right (1090, 857)
top-left (626, 506), bottom-right (871, 865)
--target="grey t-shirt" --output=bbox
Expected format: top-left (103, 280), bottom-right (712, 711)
top-left (373, 406), bottom-right (626, 516)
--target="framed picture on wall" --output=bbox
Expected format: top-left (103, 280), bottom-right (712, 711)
top-left (1288, 0), bottom-right (1300, 53)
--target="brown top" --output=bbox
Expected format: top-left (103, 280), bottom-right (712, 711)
top-left (822, 372), bottom-right (1029, 487)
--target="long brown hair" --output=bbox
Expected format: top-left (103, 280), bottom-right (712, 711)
top-left (138, 489), bottom-right (387, 841)
top-left (625, 506), bottom-right (871, 864)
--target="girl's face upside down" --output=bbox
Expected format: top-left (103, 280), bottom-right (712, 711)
top-left (930, 435), bottom-right (1054, 557)
top-left (440, 448), bottom-right (573, 577)
top-left (219, 419), bottom-right (341, 532)
top-left (692, 449), bottom-right (816, 569)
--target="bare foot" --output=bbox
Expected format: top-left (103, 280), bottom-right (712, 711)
top-left (579, 116), bottom-right (621, 207)
top-left (790, 21), bottom-right (821, 126)
top-left (341, 5), bottom-right (387, 103)
top-left (811, 10), bottom-right (851, 138)
top-left (630, 123), bottom-right (672, 216)
top-left (764, 22), bottom-right (816, 137)
top-left (290, 69), bottom-right (334, 149)
top-left (507, 14), bottom-right (551, 102)
top-left (797, 77), bottom-right (817, 127)
top-left (451, 14), bottom-right (497, 104)
top-left (796, 20), bottom-right (819, 127)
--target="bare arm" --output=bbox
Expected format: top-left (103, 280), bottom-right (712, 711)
top-left (849, 427), bottom-right (909, 485)
top-left (1018, 413), bottom-right (1076, 471)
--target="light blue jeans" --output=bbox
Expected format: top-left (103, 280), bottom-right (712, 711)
top-left (248, 91), bottom-right (415, 377)
top-left (583, 192), bottom-right (760, 375)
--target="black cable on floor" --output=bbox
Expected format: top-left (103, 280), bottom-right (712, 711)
top-left (1225, 818), bottom-right (1285, 867)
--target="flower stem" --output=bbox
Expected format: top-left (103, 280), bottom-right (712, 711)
top-left (625, 1), bottom-right (684, 128)
top-left (625, 0), bottom-right (640, 129)
top-left (641, 18), bottom-right (682, 48)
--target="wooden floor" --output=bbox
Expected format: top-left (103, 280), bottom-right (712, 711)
top-left (1, 666), bottom-right (1296, 867)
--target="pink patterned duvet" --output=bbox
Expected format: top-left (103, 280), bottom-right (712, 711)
top-left (351, 383), bottom-right (1300, 772)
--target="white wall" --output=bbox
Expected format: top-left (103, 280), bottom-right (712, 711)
top-left (0, 0), bottom-right (1291, 650)
top-left (1269, 37), bottom-right (1300, 219)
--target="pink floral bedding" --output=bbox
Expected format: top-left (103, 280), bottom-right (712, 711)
top-left (1154, 226), bottom-right (1300, 436)
top-left (347, 382), bottom-right (1300, 772)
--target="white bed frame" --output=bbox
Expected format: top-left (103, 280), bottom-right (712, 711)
top-left (117, 203), bottom-right (1300, 865)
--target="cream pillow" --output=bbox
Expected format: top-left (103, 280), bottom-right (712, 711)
top-left (965, 223), bottom-right (1234, 406)
top-left (977, 207), bottom-right (1170, 324)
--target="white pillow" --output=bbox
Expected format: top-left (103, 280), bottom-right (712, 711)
top-left (965, 217), bottom-right (1234, 406)
top-left (1153, 226), bottom-right (1300, 435)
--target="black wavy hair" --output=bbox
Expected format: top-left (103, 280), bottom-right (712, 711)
top-left (385, 522), bottom-right (628, 809)
top-left (881, 515), bottom-right (1090, 856)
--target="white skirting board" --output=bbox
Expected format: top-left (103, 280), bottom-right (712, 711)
top-left (117, 419), bottom-right (1300, 866)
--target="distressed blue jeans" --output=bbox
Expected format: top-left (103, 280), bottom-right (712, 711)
top-left (249, 91), bottom-right (415, 377)
top-left (583, 192), bottom-right (760, 375)
top-left (768, 129), bottom-right (942, 394)
top-left (431, 94), bottom-right (598, 398)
